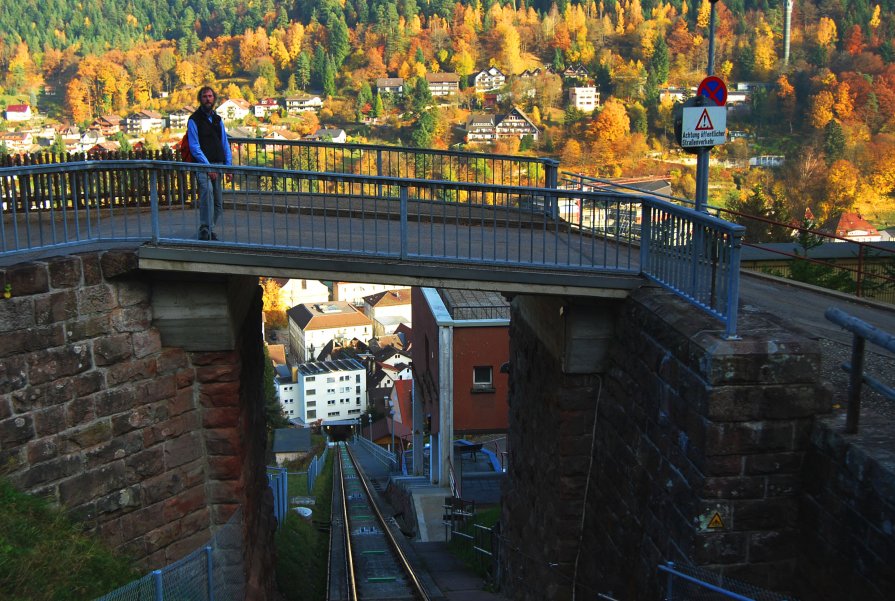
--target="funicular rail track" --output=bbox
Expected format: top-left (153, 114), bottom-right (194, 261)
top-left (328, 442), bottom-right (431, 601)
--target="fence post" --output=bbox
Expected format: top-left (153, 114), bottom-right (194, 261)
top-left (640, 203), bottom-right (652, 275)
top-left (205, 545), bottom-right (214, 601)
top-left (400, 185), bottom-right (409, 260)
top-left (724, 230), bottom-right (743, 339)
top-left (152, 570), bottom-right (164, 601)
top-left (846, 333), bottom-right (865, 434)
top-left (150, 171), bottom-right (160, 243)
top-left (544, 158), bottom-right (559, 189)
top-left (664, 562), bottom-right (675, 601)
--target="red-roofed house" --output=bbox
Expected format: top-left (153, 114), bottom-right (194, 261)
top-left (287, 301), bottom-right (373, 362)
top-left (820, 212), bottom-right (882, 242)
top-left (5, 104), bottom-right (32, 122)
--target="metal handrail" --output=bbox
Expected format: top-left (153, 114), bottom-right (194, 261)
top-left (2, 159), bottom-right (744, 335)
top-left (825, 308), bottom-right (895, 433)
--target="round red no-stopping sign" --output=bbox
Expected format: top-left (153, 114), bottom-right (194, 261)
top-left (697, 76), bottom-right (727, 106)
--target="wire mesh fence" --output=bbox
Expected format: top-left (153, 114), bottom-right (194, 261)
top-left (94, 508), bottom-right (245, 601)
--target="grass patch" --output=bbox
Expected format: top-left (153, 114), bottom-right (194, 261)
top-left (276, 450), bottom-right (333, 601)
top-left (0, 477), bottom-right (140, 601)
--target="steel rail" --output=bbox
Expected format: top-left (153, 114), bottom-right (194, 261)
top-left (337, 445), bottom-right (359, 601)
top-left (341, 443), bottom-right (432, 601)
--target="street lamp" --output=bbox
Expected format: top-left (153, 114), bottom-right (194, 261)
top-left (368, 412), bottom-right (373, 441)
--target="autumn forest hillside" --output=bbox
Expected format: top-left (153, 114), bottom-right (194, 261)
top-left (2, 0), bottom-right (895, 230)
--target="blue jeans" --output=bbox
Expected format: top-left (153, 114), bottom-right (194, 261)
top-left (197, 171), bottom-right (223, 232)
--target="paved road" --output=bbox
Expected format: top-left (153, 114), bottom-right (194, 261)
top-left (739, 271), bottom-right (895, 352)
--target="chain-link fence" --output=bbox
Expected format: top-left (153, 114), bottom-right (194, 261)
top-left (660, 562), bottom-right (798, 601)
top-left (94, 508), bottom-right (245, 601)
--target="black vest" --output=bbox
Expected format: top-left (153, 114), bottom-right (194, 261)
top-left (190, 109), bottom-right (226, 164)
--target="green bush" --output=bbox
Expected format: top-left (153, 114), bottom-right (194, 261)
top-left (0, 477), bottom-right (140, 601)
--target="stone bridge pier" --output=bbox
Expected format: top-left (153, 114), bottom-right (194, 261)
top-left (501, 286), bottom-right (832, 600)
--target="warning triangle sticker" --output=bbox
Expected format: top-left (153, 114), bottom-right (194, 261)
top-left (695, 109), bottom-right (714, 130)
top-left (707, 512), bottom-right (724, 529)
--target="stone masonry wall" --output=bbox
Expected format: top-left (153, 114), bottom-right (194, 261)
top-left (501, 286), bottom-right (831, 601)
top-left (0, 251), bottom-right (275, 595)
top-left (798, 414), bottom-right (895, 601)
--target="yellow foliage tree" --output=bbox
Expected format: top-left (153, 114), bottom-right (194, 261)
top-left (588, 98), bottom-right (630, 144)
top-left (822, 159), bottom-right (861, 216)
top-left (833, 83), bottom-right (854, 121)
top-left (696, 0), bottom-right (711, 30)
top-left (808, 90), bottom-right (835, 129)
top-left (816, 17), bottom-right (838, 48)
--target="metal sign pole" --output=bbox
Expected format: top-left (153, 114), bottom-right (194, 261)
top-left (695, 0), bottom-right (718, 212)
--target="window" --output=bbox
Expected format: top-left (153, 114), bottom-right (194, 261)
top-left (356, 374), bottom-right (361, 382)
top-left (473, 365), bottom-right (494, 392)
top-left (328, 411), bottom-right (340, 417)
top-left (307, 389), bottom-right (316, 395)
top-left (307, 401), bottom-right (316, 408)
top-left (307, 376), bottom-right (315, 382)
top-left (328, 400), bottom-right (336, 405)
top-left (307, 410), bottom-right (316, 419)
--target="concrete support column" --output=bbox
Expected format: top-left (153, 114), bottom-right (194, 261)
top-left (436, 323), bottom-right (454, 485)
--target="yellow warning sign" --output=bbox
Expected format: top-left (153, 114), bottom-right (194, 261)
top-left (707, 512), bottom-right (725, 529)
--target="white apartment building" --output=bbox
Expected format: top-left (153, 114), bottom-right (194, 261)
top-left (333, 282), bottom-right (406, 306)
top-left (568, 86), bottom-right (599, 112)
top-left (363, 288), bottom-right (412, 337)
top-left (287, 301), bottom-right (373, 362)
top-left (276, 359), bottom-right (367, 424)
top-left (278, 279), bottom-right (330, 307)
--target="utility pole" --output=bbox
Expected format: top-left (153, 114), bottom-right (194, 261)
top-left (695, 0), bottom-right (720, 212)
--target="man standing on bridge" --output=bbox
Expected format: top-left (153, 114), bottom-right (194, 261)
top-left (187, 86), bottom-right (232, 241)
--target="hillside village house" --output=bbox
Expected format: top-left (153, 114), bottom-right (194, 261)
top-left (287, 301), bottom-right (373, 362)
top-left (569, 86), bottom-right (599, 112)
top-left (275, 279), bottom-right (330, 309)
top-left (465, 106), bottom-right (540, 143)
top-left (4, 104), bottom-right (32, 122)
top-left (275, 359), bottom-right (367, 424)
top-left (91, 115), bottom-right (123, 135)
top-left (308, 127), bottom-right (347, 143)
top-left (285, 95), bottom-right (323, 114)
top-left (334, 282), bottom-right (406, 307)
top-left (474, 66), bottom-right (507, 93)
top-left (0, 131), bottom-right (34, 153)
top-left (425, 73), bottom-right (461, 97)
top-left (217, 98), bottom-right (251, 121)
top-left (254, 98), bottom-right (281, 118)
top-left (271, 427), bottom-right (312, 465)
top-left (167, 107), bottom-right (194, 129)
top-left (363, 288), bottom-right (412, 337)
top-left (124, 110), bottom-right (164, 134)
top-left (375, 77), bottom-right (404, 96)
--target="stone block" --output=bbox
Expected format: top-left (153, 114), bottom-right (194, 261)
top-left (5, 262), bottom-right (49, 296)
top-left (27, 437), bottom-right (58, 464)
top-left (96, 387), bottom-right (140, 418)
top-left (67, 314), bottom-right (113, 341)
top-left (705, 420), bottom-right (799, 455)
top-left (701, 475), bottom-right (767, 500)
top-left (94, 334), bottom-right (134, 366)
top-left (157, 348), bottom-right (189, 373)
top-left (0, 297), bottom-right (35, 333)
top-left (748, 530), bottom-right (799, 562)
top-left (117, 280), bottom-right (150, 307)
top-left (164, 432), bottom-right (202, 468)
top-left (118, 503), bottom-right (165, 543)
top-left (78, 253), bottom-right (103, 285)
top-left (33, 405), bottom-right (66, 436)
top-left (27, 344), bottom-right (92, 386)
top-left (99, 250), bottom-right (139, 278)
top-left (78, 284), bottom-right (116, 316)
top-left (111, 305), bottom-right (152, 333)
top-left (126, 447), bottom-right (165, 481)
top-left (11, 453), bottom-right (81, 489)
top-left (66, 394), bottom-right (97, 426)
top-left (59, 420), bottom-right (112, 451)
top-left (195, 362), bottom-right (241, 384)
top-left (47, 256), bottom-right (82, 288)
top-left (162, 484), bottom-right (208, 522)
top-left (744, 452), bottom-right (804, 475)
top-left (208, 479), bottom-right (242, 504)
top-left (690, 531), bottom-right (749, 564)
top-left (732, 498), bottom-right (797, 530)
top-left (95, 485), bottom-right (142, 516)
top-left (0, 355), bottom-right (28, 394)
top-left (143, 413), bottom-right (200, 447)
top-left (202, 407), bottom-right (240, 429)
top-left (111, 405), bottom-right (159, 437)
top-left (0, 414), bottom-right (35, 445)
top-left (105, 357), bottom-right (158, 387)
top-left (85, 431), bottom-right (143, 469)
top-left (35, 290), bottom-right (78, 325)
top-left (200, 381), bottom-right (241, 408)
top-left (58, 461), bottom-right (127, 507)
top-left (132, 329), bottom-right (162, 358)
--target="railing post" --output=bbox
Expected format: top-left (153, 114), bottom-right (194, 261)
top-left (544, 158), bottom-right (559, 189)
top-left (400, 185), bottom-right (409, 260)
top-left (205, 545), bottom-right (214, 601)
top-left (152, 569), bottom-right (164, 601)
top-left (150, 170), bottom-right (160, 243)
top-left (846, 333), bottom-right (865, 433)
top-left (725, 231), bottom-right (743, 339)
top-left (665, 562), bottom-right (675, 601)
top-left (377, 149), bottom-right (383, 199)
top-left (856, 244), bottom-right (865, 297)
top-left (640, 203), bottom-right (652, 274)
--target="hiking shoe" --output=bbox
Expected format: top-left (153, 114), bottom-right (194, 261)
top-left (210, 232), bottom-right (219, 241)
top-left (198, 226), bottom-right (210, 241)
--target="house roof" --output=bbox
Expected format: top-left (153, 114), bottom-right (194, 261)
top-left (268, 343), bottom-right (286, 365)
top-left (364, 287), bottom-right (411, 307)
top-left (426, 72), bottom-right (460, 83)
top-left (272, 428), bottom-right (312, 453)
top-left (376, 77), bottom-right (404, 87)
top-left (6, 104), bottom-right (30, 113)
top-left (819, 212), bottom-right (880, 239)
top-left (220, 98), bottom-right (251, 109)
top-left (287, 301), bottom-right (372, 330)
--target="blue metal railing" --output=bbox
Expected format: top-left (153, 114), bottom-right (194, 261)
top-left (1, 158), bottom-right (744, 335)
top-left (659, 562), bottom-right (797, 600)
top-left (353, 431), bottom-right (398, 469)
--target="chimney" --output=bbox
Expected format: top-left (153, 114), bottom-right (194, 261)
top-left (292, 366), bottom-right (298, 382)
